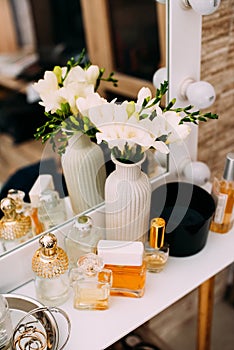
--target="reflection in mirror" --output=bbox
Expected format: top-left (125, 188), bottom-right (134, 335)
top-left (0, 0), bottom-right (168, 257)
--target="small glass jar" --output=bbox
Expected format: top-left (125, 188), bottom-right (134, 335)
top-left (97, 240), bottom-right (146, 298)
top-left (64, 215), bottom-right (102, 268)
top-left (32, 233), bottom-right (70, 306)
top-left (0, 294), bottom-right (13, 350)
top-left (37, 189), bottom-right (67, 231)
top-left (144, 218), bottom-right (169, 273)
top-left (69, 253), bottom-right (112, 310)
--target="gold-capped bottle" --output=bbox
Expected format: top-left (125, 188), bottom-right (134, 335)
top-left (210, 152), bottom-right (234, 233)
top-left (0, 197), bottom-right (32, 251)
top-left (144, 217), bottom-right (169, 273)
top-left (32, 233), bottom-right (70, 306)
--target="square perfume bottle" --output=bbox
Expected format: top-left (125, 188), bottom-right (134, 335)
top-left (97, 240), bottom-right (146, 298)
top-left (69, 253), bottom-right (112, 310)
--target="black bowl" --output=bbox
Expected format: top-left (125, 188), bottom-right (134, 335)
top-left (150, 182), bottom-right (216, 257)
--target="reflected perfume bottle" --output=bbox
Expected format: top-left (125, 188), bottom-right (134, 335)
top-left (37, 189), bottom-right (67, 231)
top-left (210, 152), bottom-right (234, 234)
top-left (97, 240), bottom-right (146, 298)
top-left (69, 253), bottom-right (112, 310)
top-left (0, 197), bottom-right (32, 251)
top-left (64, 215), bottom-right (102, 268)
top-left (144, 218), bottom-right (169, 273)
top-left (32, 233), bottom-right (70, 306)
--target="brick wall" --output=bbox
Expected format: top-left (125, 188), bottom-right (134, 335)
top-left (199, 0), bottom-right (234, 177)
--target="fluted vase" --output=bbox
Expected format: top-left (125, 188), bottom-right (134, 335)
top-left (61, 132), bottom-right (106, 214)
top-left (105, 154), bottom-right (151, 242)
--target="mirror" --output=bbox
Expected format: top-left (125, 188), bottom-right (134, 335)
top-left (0, 0), bottom-right (168, 256)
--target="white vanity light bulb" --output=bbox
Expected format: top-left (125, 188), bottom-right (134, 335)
top-left (186, 80), bottom-right (216, 109)
top-left (183, 161), bottom-right (211, 186)
top-left (153, 67), bottom-right (167, 89)
top-left (185, 0), bottom-right (221, 15)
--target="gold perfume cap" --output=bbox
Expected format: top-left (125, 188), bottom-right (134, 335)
top-left (149, 218), bottom-right (165, 249)
top-left (32, 233), bottom-right (69, 278)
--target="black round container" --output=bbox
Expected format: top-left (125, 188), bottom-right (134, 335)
top-left (150, 182), bottom-right (216, 257)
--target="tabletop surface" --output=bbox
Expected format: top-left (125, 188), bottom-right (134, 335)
top-left (14, 227), bottom-right (234, 350)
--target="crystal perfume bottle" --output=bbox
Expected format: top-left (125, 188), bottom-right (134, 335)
top-left (32, 233), bottom-right (70, 306)
top-left (210, 152), bottom-right (234, 233)
top-left (0, 197), bottom-right (32, 251)
top-left (144, 218), bottom-right (169, 273)
top-left (0, 294), bottom-right (13, 350)
top-left (69, 253), bottom-right (112, 310)
top-left (64, 215), bottom-right (102, 268)
top-left (37, 189), bottom-right (67, 231)
top-left (97, 240), bottom-right (146, 298)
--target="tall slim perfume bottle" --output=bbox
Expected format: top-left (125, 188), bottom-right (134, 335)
top-left (64, 215), bottom-right (102, 268)
top-left (69, 253), bottom-right (112, 310)
top-left (97, 240), bottom-right (146, 298)
top-left (210, 152), bottom-right (234, 234)
top-left (144, 218), bottom-right (169, 273)
top-left (32, 233), bottom-right (70, 306)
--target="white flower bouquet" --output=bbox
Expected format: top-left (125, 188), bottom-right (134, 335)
top-left (33, 50), bottom-right (218, 161)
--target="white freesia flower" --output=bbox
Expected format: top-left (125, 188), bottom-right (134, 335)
top-left (33, 71), bottom-right (64, 113)
top-left (163, 111), bottom-right (191, 143)
top-left (76, 92), bottom-right (107, 115)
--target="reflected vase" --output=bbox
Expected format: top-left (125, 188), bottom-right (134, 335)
top-left (105, 154), bottom-right (151, 242)
top-left (61, 132), bottom-right (106, 214)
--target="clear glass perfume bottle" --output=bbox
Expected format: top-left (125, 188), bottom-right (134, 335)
top-left (32, 233), bottom-right (70, 306)
top-left (69, 253), bottom-right (112, 310)
top-left (144, 218), bottom-right (169, 273)
top-left (37, 189), bottom-right (67, 231)
top-left (0, 197), bottom-right (32, 251)
top-left (97, 240), bottom-right (146, 298)
top-left (64, 215), bottom-right (102, 268)
top-left (210, 152), bottom-right (234, 234)
top-left (0, 294), bottom-right (13, 350)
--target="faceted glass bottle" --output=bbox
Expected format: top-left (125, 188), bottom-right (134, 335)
top-left (144, 218), bottom-right (169, 273)
top-left (32, 233), bottom-right (70, 306)
top-left (64, 215), bottom-right (102, 268)
top-left (69, 253), bottom-right (112, 310)
top-left (210, 152), bottom-right (234, 233)
top-left (97, 240), bottom-right (146, 298)
top-left (0, 294), bottom-right (13, 350)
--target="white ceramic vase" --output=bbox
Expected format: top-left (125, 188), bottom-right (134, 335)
top-left (105, 154), bottom-right (151, 242)
top-left (61, 132), bottom-right (106, 214)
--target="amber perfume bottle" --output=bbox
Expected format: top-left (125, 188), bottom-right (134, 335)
top-left (144, 218), bottom-right (169, 273)
top-left (69, 253), bottom-right (112, 310)
top-left (32, 233), bottom-right (70, 306)
top-left (97, 240), bottom-right (146, 298)
top-left (210, 152), bottom-right (234, 234)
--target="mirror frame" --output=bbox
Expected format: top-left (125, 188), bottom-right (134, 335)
top-left (0, 0), bottom-right (204, 292)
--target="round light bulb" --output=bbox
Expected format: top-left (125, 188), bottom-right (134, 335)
top-left (185, 0), bottom-right (221, 15)
top-left (153, 67), bottom-right (167, 89)
top-left (183, 161), bottom-right (211, 186)
top-left (186, 80), bottom-right (216, 109)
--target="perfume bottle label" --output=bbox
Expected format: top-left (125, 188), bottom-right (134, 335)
top-left (213, 193), bottom-right (228, 224)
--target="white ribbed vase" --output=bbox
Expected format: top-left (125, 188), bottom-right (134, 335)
top-left (61, 132), bottom-right (106, 214)
top-left (105, 154), bottom-right (151, 242)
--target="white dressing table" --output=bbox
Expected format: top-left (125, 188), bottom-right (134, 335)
top-left (8, 224), bottom-right (234, 350)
